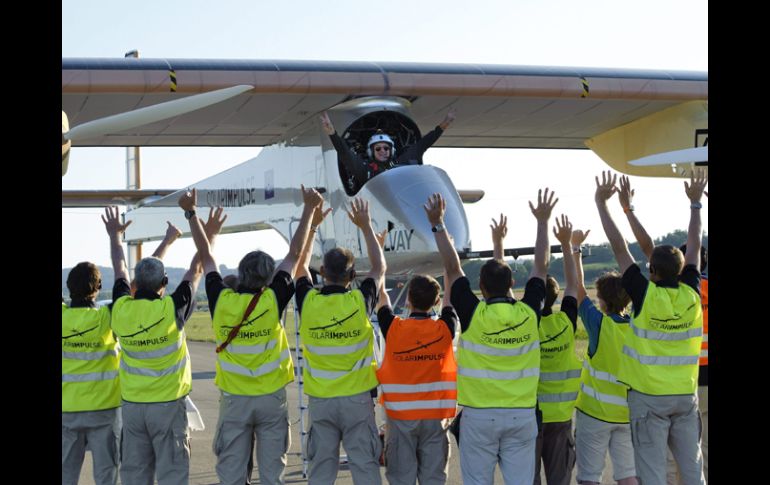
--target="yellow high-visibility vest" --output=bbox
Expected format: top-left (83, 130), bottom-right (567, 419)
top-left (457, 299), bottom-right (540, 408)
top-left (62, 304), bottom-right (120, 412)
top-left (212, 289), bottom-right (294, 395)
top-left (299, 289), bottom-right (377, 398)
top-left (619, 281), bottom-right (702, 395)
top-left (111, 295), bottom-right (192, 402)
top-left (537, 311), bottom-right (581, 422)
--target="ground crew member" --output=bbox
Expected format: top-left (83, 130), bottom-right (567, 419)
top-left (427, 189), bottom-right (555, 485)
top-left (294, 197), bottom-right (386, 485)
top-left (111, 204), bottom-right (224, 485)
top-left (572, 227), bottom-right (638, 485)
top-left (615, 175), bottom-right (709, 484)
top-left (62, 207), bottom-right (132, 485)
top-left (375, 273), bottom-right (458, 485)
top-left (184, 187), bottom-right (323, 485)
top-left (533, 215), bottom-right (582, 485)
top-left (595, 170), bottom-right (707, 485)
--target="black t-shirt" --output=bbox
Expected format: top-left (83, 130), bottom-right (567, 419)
top-left (132, 279), bottom-right (195, 330)
top-left (376, 306), bottom-right (458, 338)
top-left (622, 263), bottom-right (701, 318)
top-left (205, 270), bottom-right (295, 318)
top-left (450, 276), bottom-right (546, 333)
top-left (295, 276), bottom-right (378, 315)
top-left (541, 296), bottom-right (578, 332)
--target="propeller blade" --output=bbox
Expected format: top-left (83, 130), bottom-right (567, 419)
top-left (628, 146), bottom-right (708, 167)
top-left (64, 84), bottom-right (254, 142)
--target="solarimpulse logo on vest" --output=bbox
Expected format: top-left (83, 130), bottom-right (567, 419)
top-left (308, 310), bottom-right (362, 339)
top-left (393, 335), bottom-right (445, 362)
top-left (481, 318), bottom-right (531, 345)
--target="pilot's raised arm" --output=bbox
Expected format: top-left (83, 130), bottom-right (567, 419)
top-left (397, 108), bottom-right (456, 165)
top-left (320, 112), bottom-right (368, 188)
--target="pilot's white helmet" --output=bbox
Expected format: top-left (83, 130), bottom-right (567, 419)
top-left (367, 133), bottom-right (396, 158)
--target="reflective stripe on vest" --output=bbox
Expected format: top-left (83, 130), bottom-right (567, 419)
top-left (111, 295), bottom-right (192, 403)
top-left (540, 369), bottom-right (582, 381)
top-left (618, 280), bottom-right (702, 395)
top-left (376, 316), bottom-right (458, 419)
top-left (457, 299), bottom-right (540, 408)
top-left (212, 288), bottom-right (294, 395)
top-left (299, 288), bottom-right (378, 398)
top-left (62, 305), bottom-right (121, 412)
top-left (537, 392), bottom-right (578, 403)
top-left (575, 311), bottom-right (631, 423)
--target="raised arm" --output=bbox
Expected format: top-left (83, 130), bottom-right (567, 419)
top-left (275, 185), bottom-right (324, 278)
top-left (320, 111), bottom-right (335, 136)
top-left (178, 189), bottom-right (216, 277)
top-left (553, 214), bottom-right (577, 300)
top-left (439, 108), bottom-right (456, 131)
top-left (152, 222), bottom-right (182, 260)
top-left (684, 169), bottom-right (708, 269)
top-left (595, 171), bottom-right (635, 274)
top-left (373, 229), bottom-right (392, 311)
top-left (101, 206), bottom-right (132, 283)
top-left (528, 188), bottom-right (558, 282)
top-left (491, 213), bottom-right (508, 262)
top-left (296, 201), bottom-right (332, 281)
top-left (618, 175), bottom-right (653, 260)
top-left (424, 193), bottom-right (464, 291)
top-left (571, 229), bottom-right (591, 304)
top-left (346, 198), bottom-right (387, 287)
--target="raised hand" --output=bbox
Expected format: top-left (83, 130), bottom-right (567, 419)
top-left (101, 206), bottom-right (132, 237)
top-left (571, 228), bottom-right (591, 247)
top-left (178, 188), bottom-right (197, 211)
top-left (203, 207), bottom-right (227, 238)
top-left (618, 175), bottom-right (635, 211)
top-left (164, 221), bottom-right (182, 242)
top-left (423, 193), bottom-right (446, 226)
top-left (490, 213), bottom-right (508, 242)
top-left (440, 108), bottom-right (457, 130)
top-left (375, 228), bottom-right (388, 248)
top-left (346, 197), bottom-right (371, 228)
top-left (529, 188), bottom-right (558, 221)
top-left (684, 168), bottom-right (708, 203)
top-left (552, 214), bottom-right (573, 246)
top-left (312, 201), bottom-right (332, 228)
top-left (301, 184), bottom-right (324, 210)
top-left (594, 171), bottom-right (618, 204)
top-left (319, 112), bottom-right (335, 135)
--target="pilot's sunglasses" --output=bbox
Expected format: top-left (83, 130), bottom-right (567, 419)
top-left (374, 146), bottom-right (391, 152)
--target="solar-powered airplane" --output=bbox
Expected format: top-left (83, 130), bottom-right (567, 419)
top-left (62, 58), bottom-right (707, 276)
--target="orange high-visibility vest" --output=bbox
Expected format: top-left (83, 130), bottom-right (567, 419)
top-left (699, 277), bottom-right (708, 366)
top-left (376, 316), bottom-right (457, 420)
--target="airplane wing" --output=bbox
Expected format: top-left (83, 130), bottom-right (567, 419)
top-left (63, 58), bottom-right (707, 178)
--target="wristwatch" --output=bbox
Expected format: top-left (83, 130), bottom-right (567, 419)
top-left (623, 205), bottom-right (634, 214)
top-left (690, 202), bottom-right (702, 209)
top-left (431, 223), bottom-right (445, 233)
top-left (184, 209), bottom-right (196, 220)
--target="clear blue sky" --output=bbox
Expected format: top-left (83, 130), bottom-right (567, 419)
top-left (62, 0), bottom-right (708, 270)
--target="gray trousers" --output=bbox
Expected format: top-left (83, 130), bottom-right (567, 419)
top-left (666, 385), bottom-right (708, 485)
top-left (459, 407), bottom-right (538, 485)
top-left (212, 388), bottom-right (290, 485)
top-left (534, 419), bottom-right (576, 485)
top-left (120, 397), bottom-right (190, 485)
top-left (307, 391), bottom-right (382, 485)
top-left (384, 418), bottom-right (450, 485)
top-left (62, 408), bottom-right (120, 485)
top-left (627, 390), bottom-right (704, 485)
